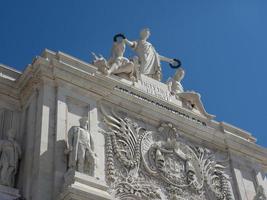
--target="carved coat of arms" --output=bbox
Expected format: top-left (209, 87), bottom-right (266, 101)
top-left (100, 105), bottom-right (233, 200)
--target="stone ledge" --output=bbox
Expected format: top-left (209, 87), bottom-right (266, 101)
top-left (0, 185), bottom-right (20, 200)
top-left (59, 171), bottom-right (111, 200)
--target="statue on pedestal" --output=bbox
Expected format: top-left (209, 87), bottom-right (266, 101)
top-left (0, 128), bottom-right (21, 187)
top-left (66, 117), bottom-right (96, 176)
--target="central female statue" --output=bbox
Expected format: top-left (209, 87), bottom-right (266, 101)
top-left (124, 28), bottom-right (176, 81)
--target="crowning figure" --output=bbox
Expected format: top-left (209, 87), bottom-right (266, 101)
top-left (0, 128), bottom-right (21, 187)
top-left (124, 28), bottom-right (178, 81)
top-left (66, 117), bottom-right (96, 176)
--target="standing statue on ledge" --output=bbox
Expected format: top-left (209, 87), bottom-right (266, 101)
top-left (66, 117), bottom-right (96, 176)
top-left (0, 128), bottom-right (21, 187)
top-left (124, 28), bottom-right (179, 81)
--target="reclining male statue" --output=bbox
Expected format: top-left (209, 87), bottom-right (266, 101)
top-left (167, 67), bottom-right (215, 120)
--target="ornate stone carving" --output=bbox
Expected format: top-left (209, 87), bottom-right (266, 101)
top-left (66, 117), bottom-right (96, 176)
top-left (167, 68), bottom-right (215, 119)
top-left (101, 105), bottom-right (233, 200)
top-left (0, 129), bottom-right (21, 187)
top-left (254, 185), bottom-right (267, 200)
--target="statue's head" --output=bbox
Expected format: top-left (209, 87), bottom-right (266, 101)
top-left (187, 170), bottom-right (196, 181)
top-left (7, 128), bottom-right (16, 140)
top-left (140, 28), bottom-right (150, 40)
top-left (111, 41), bottom-right (126, 58)
top-left (79, 117), bottom-right (89, 129)
top-left (155, 149), bottom-right (165, 169)
top-left (174, 67), bottom-right (185, 82)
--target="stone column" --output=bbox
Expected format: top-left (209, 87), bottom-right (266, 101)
top-left (31, 80), bottom-right (56, 200)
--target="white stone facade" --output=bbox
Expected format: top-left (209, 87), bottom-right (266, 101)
top-left (0, 49), bottom-right (266, 200)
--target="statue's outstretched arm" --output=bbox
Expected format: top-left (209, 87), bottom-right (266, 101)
top-left (159, 55), bottom-right (173, 63)
top-left (124, 38), bottom-right (135, 48)
top-left (159, 55), bottom-right (181, 68)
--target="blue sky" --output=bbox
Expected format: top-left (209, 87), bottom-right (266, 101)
top-left (1, 0), bottom-right (266, 147)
